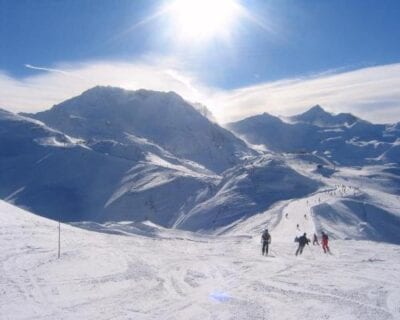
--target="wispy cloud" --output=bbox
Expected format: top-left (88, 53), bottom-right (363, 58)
top-left (211, 63), bottom-right (400, 124)
top-left (24, 64), bottom-right (87, 80)
top-left (25, 64), bottom-right (72, 75)
top-left (1, 60), bottom-right (400, 124)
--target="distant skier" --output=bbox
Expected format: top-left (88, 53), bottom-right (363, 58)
top-left (261, 229), bottom-right (271, 256)
top-left (296, 224), bottom-right (300, 231)
top-left (285, 213), bottom-right (289, 219)
top-left (313, 233), bottom-right (319, 245)
top-left (295, 233), bottom-right (310, 256)
top-left (304, 214), bottom-right (307, 220)
top-left (321, 232), bottom-right (330, 254)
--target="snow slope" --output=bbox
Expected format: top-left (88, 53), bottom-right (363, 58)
top-left (176, 155), bottom-right (320, 231)
top-left (225, 157), bottom-right (400, 245)
top-left (1, 200), bottom-right (400, 320)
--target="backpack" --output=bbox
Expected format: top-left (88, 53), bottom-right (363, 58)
top-left (294, 236), bottom-right (299, 243)
top-left (262, 231), bottom-right (270, 242)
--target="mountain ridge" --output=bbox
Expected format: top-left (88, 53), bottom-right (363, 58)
top-left (289, 104), bottom-right (359, 127)
top-left (227, 105), bottom-right (400, 166)
top-left (23, 86), bottom-right (255, 174)
top-left (1, 87), bottom-right (399, 237)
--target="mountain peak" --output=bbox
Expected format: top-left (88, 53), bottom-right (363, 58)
top-left (291, 105), bottom-right (358, 127)
top-left (81, 85), bottom-right (127, 96)
top-left (24, 86), bottom-right (254, 173)
top-left (83, 85), bottom-right (182, 97)
top-left (302, 104), bottom-right (328, 116)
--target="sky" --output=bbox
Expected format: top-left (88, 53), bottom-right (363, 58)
top-left (1, 0), bottom-right (400, 123)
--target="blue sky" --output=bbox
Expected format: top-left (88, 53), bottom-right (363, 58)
top-left (1, 0), bottom-right (400, 122)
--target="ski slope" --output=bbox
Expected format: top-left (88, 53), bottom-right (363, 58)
top-left (1, 200), bottom-right (400, 320)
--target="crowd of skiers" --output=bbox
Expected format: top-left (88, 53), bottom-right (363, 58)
top-left (261, 229), bottom-right (331, 256)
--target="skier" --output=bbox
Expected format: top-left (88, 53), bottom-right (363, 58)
top-left (261, 229), bottom-right (271, 256)
top-left (321, 232), bottom-right (330, 254)
top-left (296, 224), bottom-right (300, 231)
top-left (285, 213), bottom-right (289, 219)
top-left (313, 233), bottom-right (319, 245)
top-left (304, 214), bottom-right (307, 220)
top-left (295, 233), bottom-right (310, 256)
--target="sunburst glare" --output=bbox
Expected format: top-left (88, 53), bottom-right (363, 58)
top-left (163, 0), bottom-right (245, 42)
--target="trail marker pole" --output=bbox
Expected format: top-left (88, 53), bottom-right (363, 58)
top-left (58, 219), bottom-right (61, 259)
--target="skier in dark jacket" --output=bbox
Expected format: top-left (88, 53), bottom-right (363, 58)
top-left (295, 233), bottom-right (310, 256)
top-left (261, 229), bottom-right (271, 256)
top-left (313, 233), bottom-right (319, 245)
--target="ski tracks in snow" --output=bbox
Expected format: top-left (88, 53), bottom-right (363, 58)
top-left (1, 200), bottom-right (400, 319)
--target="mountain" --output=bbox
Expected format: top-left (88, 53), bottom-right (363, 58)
top-left (2, 89), bottom-right (326, 230)
top-left (289, 104), bottom-right (358, 127)
top-left (3, 90), bottom-right (400, 238)
top-left (0, 109), bottom-right (123, 221)
top-left (23, 86), bottom-right (254, 174)
top-left (227, 112), bottom-right (320, 153)
top-left (227, 105), bottom-right (400, 166)
top-left (0, 108), bottom-right (217, 225)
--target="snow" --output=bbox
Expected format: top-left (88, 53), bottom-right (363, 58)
top-left (25, 86), bottom-right (255, 174)
top-left (2, 94), bottom-right (400, 234)
top-left (2, 89), bottom-right (400, 318)
top-left (175, 156), bottom-right (320, 231)
top-left (0, 105), bottom-right (219, 226)
top-left (1, 200), bottom-right (400, 319)
top-left (1, 97), bottom-right (323, 231)
top-left (227, 105), bottom-right (400, 166)
top-left (289, 104), bottom-right (358, 128)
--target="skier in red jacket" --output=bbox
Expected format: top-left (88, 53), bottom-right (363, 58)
top-left (321, 232), bottom-right (330, 254)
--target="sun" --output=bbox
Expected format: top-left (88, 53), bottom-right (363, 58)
top-left (164, 0), bottom-right (243, 42)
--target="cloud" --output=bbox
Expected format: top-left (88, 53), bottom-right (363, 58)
top-left (0, 59), bottom-right (210, 113)
top-left (25, 64), bottom-right (73, 76)
top-left (211, 63), bottom-right (400, 124)
top-left (0, 60), bottom-right (400, 124)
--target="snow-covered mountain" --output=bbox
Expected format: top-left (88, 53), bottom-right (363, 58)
top-left (289, 104), bottom-right (358, 127)
top-left (1, 88), bottom-right (327, 231)
top-left (0, 108), bottom-right (217, 226)
top-left (227, 106), bottom-right (400, 166)
top-left (2, 90), bottom-right (400, 242)
top-left (23, 86), bottom-right (254, 174)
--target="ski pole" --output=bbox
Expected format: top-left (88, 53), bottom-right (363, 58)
top-left (307, 245), bottom-right (315, 259)
top-left (270, 248), bottom-right (278, 257)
